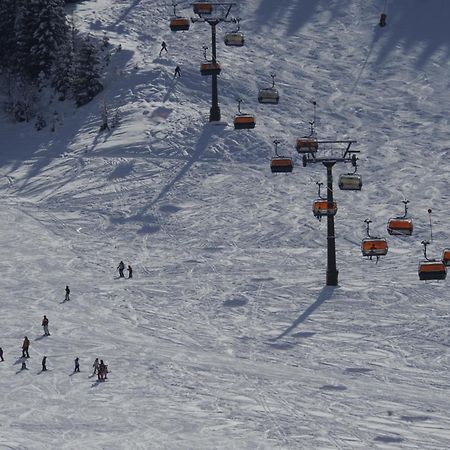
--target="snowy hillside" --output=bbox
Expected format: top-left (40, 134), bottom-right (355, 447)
top-left (1, 0), bottom-right (449, 448)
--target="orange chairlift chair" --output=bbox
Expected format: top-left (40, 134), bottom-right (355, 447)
top-left (270, 139), bottom-right (293, 173)
top-left (312, 181), bottom-right (337, 221)
top-left (233, 99), bottom-right (255, 130)
top-left (361, 219), bottom-right (388, 262)
top-left (387, 200), bottom-right (413, 236)
top-left (170, 3), bottom-right (190, 31)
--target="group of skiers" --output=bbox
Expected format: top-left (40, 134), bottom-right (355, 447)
top-left (16, 352), bottom-right (106, 380)
top-left (92, 357), bottom-right (109, 381)
top-left (117, 261), bottom-right (133, 278)
top-left (0, 283), bottom-right (110, 381)
top-left (158, 41), bottom-right (182, 79)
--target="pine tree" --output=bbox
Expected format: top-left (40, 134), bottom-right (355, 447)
top-left (72, 36), bottom-right (103, 106)
top-left (13, 0), bottom-right (41, 78)
top-left (0, 0), bottom-right (16, 72)
top-left (31, 0), bottom-right (69, 79)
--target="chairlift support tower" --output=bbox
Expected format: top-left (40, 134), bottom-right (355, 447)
top-left (302, 139), bottom-right (359, 286)
top-left (191, 2), bottom-right (237, 122)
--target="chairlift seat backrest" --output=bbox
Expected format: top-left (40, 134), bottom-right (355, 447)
top-left (170, 17), bottom-right (190, 31)
top-left (258, 88), bottom-right (279, 104)
top-left (271, 157), bottom-right (293, 173)
top-left (224, 32), bottom-right (245, 46)
top-left (200, 62), bottom-right (221, 76)
top-left (296, 138), bottom-right (318, 153)
top-left (418, 261), bottom-right (447, 280)
top-left (234, 115), bottom-right (255, 129)
top-left (442, 248), bottom-right (450, 266)
top-left (193, 3), bottom-right (213, 14)
top-left (387, 218), bottom-right (413, 236)
top-left (313, 199), bottom-right (337, 217)
top-left (338, 173), bottom-right (362, 190)
top-left (361, 238), bottom-right (388, 257)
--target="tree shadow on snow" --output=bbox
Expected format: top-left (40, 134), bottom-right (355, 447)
top-left (145, 124), bottom-right (214, 208)
top-left (270, 285), bottom-right (336, 340)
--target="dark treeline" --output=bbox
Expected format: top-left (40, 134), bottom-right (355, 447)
top-left (0, 0), bottom-right (103, 121)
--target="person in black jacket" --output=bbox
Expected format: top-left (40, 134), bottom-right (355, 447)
top-left (22, 336), bottom-right (30, 358)
top-left (0, 347), bottom-right (4, 361)
top-left (117, 261), bottom-right (125, 278)
top-left (65, 285), bottom-right (70, 301)
top-left (42, 356), bottom-right (47, 371)
top-left (127, 265), bottom-right (133, 279)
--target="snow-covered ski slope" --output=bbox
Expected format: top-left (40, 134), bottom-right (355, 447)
top-left (1, 0), bottom-right (449, 448)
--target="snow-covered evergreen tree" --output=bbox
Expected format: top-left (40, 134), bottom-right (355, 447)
top-left (0, 0), bottom-right (16, 73)
top-left (31, 0), bottom-right (69, 79)
top-left (72, 36), bottom-right (103, 106)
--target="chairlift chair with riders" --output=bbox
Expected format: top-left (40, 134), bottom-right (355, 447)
top-left (312, 182), bottom-right (337, 220)
top-left (224, 19), bottom-right (244, 46)
top-left (270, 139), bottom-right (293, 173)
top-left (338, 156), bottom-right (362, 191)
top-left (170, 3), bottom-right (190, 31)
top-left (296, 102), bottom-right (318, 154)
top-left (418, 241), bottom-right (447, 281)
top-left (387, 200), bottom-right (413, 236)
top-left (200, 46), bottom-right (221, 76)
top-left (361, 219), bottom-right (388, 261)
top-left (233, 99), bottom-right (255, 130)
top-left (258, 74), bottom-right (279, 104)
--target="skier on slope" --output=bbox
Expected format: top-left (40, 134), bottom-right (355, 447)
top-left (173, 65), bottom-right (181, 78)
top-left (65, 285), bottom-right (70, 301)
top-left (74, 357), bottom-right (80, 373)
top-left (117, 261), bottom-right (125, 278)
top-left (42, 315), bottom-right (50, 336)
top-left (42, 356), bottom-right (47, 372)
top-left (92, 358), bottom-right (99, 375)
top-left (0, 347), bottom-right (4, 362)
top-left (127, 264), bottom-right (133, 279)
top-left (22, 336), bottom-right (30, 358)
top-left (159, 41), bottom-right (168, 57)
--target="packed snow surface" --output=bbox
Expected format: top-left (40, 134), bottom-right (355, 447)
top-left (0, 0), bottom-right (449, 448)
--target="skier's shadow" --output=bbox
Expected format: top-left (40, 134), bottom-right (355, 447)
top-left (35, 335), bottom-right (47, 341)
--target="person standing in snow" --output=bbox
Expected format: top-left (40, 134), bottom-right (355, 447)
top-left (22, 336), bottom-right (30, 358)
top-left (173, 65), bottom-right (181, 78)
top-left (42, 356), bottom-right (47, 372)
top-left (117, 261), bottom-right (125, 278)
top-left (127, 264), bottom-right (133, 279)
top-left (0, 347), bottom-right (4, 362)
top-left (98, 360), bottom-right (108, 381)
top-left (42, 315), bottom-right (50, 336)
top-left (159, 41), bottom-right (168, 57)
top-left (74, 357), bottom-right (80, 373)
top-left (92, 358), bottom-right (99, 375)
top-left (65, 285), bottom-right (70, 301)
